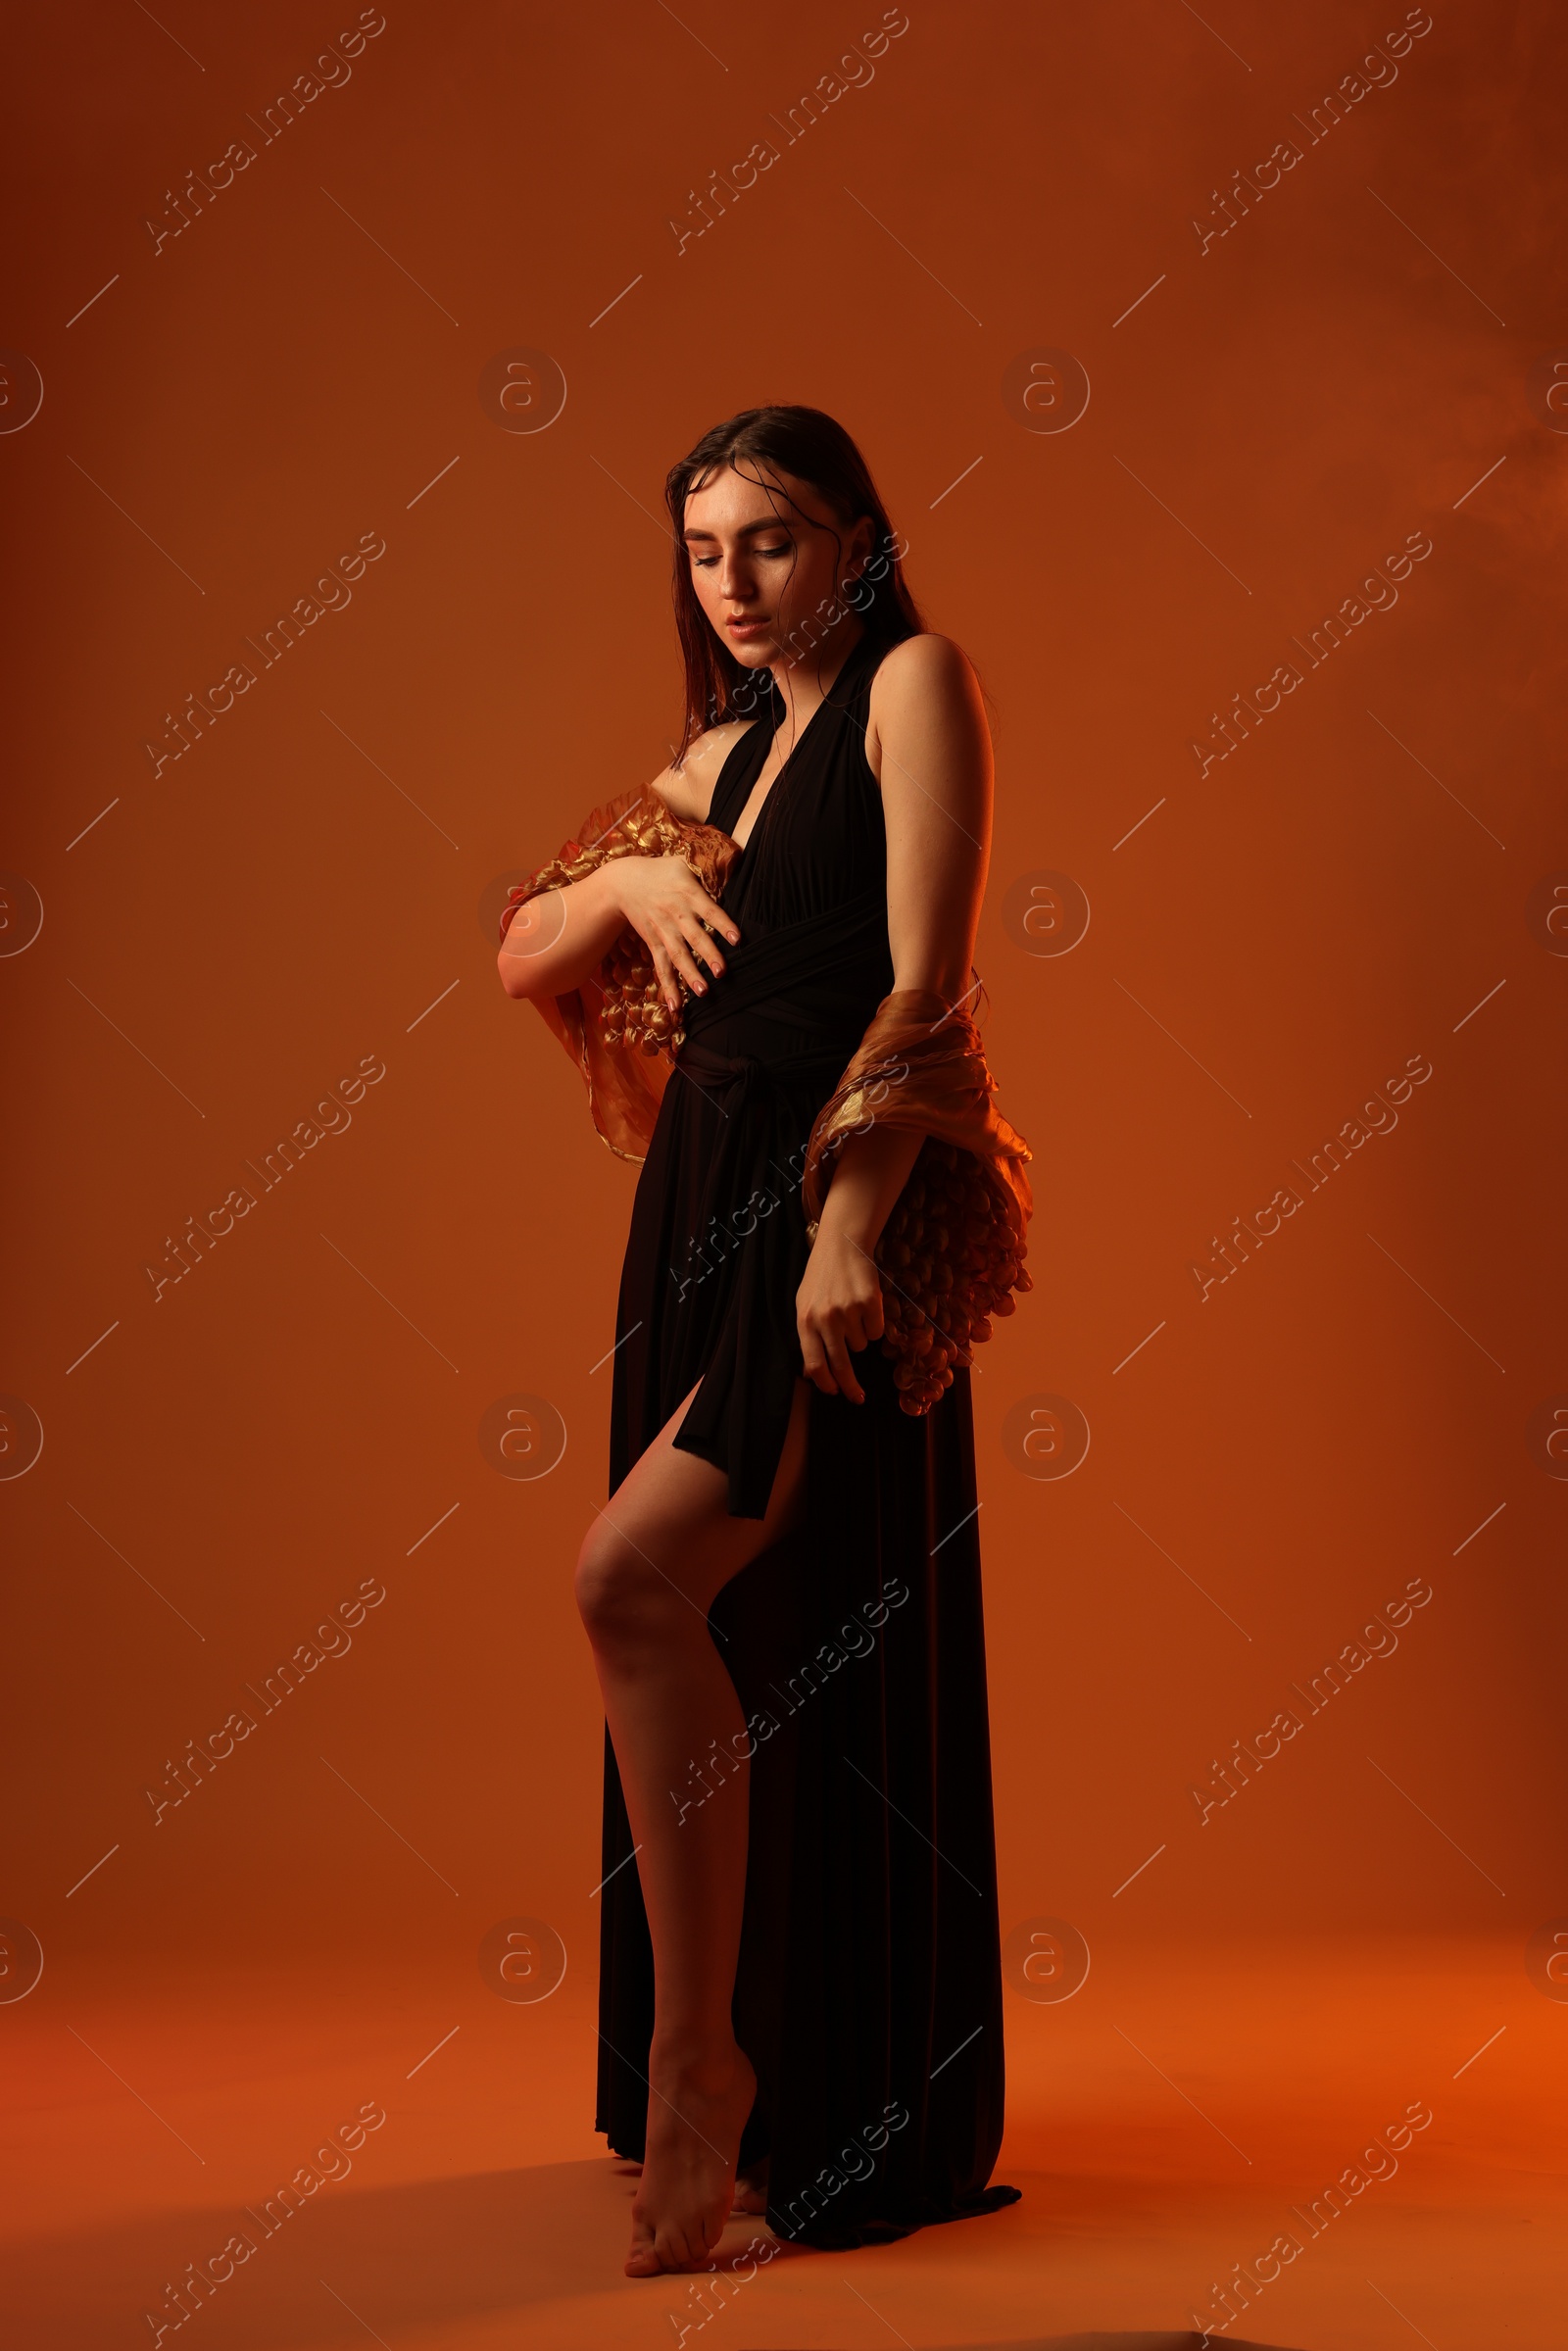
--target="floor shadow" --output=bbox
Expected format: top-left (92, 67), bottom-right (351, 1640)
top-left (14, 2161), bottom-right (630, 2348)
top-left (13, 2161), bottom-right (1308, 2351)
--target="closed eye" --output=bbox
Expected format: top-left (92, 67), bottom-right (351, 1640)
top-left (692, 543), bottom-right (792, 567)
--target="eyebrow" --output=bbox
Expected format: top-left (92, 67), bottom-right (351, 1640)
top-left (681, 518), bottom-right (793, 543)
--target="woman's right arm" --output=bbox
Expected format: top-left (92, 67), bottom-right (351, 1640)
top-left (496, 743), bottom-right (745, 1012)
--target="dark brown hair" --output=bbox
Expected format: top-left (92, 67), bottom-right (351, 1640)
top-left (664, 404), bottom-right (924, 761)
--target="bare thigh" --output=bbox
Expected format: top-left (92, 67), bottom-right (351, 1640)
top-left (587, 1374), bottom-right (813, 1620)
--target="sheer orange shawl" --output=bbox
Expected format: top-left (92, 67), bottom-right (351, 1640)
top-left (498, 788), bottom-right (739, 1164)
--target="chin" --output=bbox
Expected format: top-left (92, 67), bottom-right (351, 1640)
top-left (723, 634), bottom-right (776, 667)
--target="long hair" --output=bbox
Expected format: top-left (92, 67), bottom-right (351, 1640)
top-left (664, 405), bottom-right (924, 761)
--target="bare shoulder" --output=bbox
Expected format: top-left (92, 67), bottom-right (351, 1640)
top-left (874, 630), bottom-right (976, 696)
top-left (649, 715), bottom-right (759, 824)
top-left (866, 632), bottom-right (987, 780)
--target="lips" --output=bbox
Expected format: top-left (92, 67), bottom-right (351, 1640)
top-left (725, 617), bottom-right (769, 636)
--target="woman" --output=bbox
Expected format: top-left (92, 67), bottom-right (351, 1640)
top-left (497, 406), bottom-right (1029, 2277)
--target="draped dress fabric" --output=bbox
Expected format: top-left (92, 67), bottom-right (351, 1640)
top-left (597, 629), bottom-right (1019, 2249)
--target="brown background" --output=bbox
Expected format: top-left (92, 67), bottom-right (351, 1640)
top-left (4, 0), bottom-right (1564, 2035)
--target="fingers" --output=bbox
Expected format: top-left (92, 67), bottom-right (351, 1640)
top-left (824, 1323), bottom-right (865, 1405)
top-left (645, 877), bottom-right (740, 1012)
top-left (798, 1323), bottom-right (835, 1396)
top-left (798, 1313), bottom-right (869, 1404)
top-left (659, 923), bottom-right (710, 1003)
top-left (647, 940), bottom-right (683, 1018)
top-left (682, 874), bottom-right (740, 948)
top-left (677, 911), bottom-right (727, 980)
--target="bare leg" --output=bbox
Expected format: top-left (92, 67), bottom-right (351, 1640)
top-left (574, 1373), bottom-right (812, 2276)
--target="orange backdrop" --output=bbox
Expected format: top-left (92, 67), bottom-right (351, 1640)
top-left (4, 0), bottom-right (1564, 2025)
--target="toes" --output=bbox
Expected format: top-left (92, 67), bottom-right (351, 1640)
top-left (624, 2217), bottom-right (662, 2278)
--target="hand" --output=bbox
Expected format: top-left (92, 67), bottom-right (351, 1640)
top-left (797, 1225), bottom-right (885, 1403)
top-left (610, 855), bottom-right (740, 1016)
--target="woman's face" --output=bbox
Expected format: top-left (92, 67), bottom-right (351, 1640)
top-left (681, 463), bottom-right (875, 674)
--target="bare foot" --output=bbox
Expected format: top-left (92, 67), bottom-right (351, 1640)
top-left (625, 2040), bottom-right (757, 2277)
top-left (731, 2157), bottom-right (769, 2215)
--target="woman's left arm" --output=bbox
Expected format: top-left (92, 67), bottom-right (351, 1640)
top-left (796, 634), bottom-right (994, 1402)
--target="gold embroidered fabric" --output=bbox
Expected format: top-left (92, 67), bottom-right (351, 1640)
top-left (499, 788), bottom-right (740, 1162)
top-left (801, 990), bottom-right (1034, 1414)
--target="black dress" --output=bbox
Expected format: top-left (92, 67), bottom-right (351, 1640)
top-left (597, 628), bottom-right (1019, 2248)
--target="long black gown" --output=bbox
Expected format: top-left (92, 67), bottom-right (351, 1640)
top-left (596, 627), bottom-right (1019, 2248)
